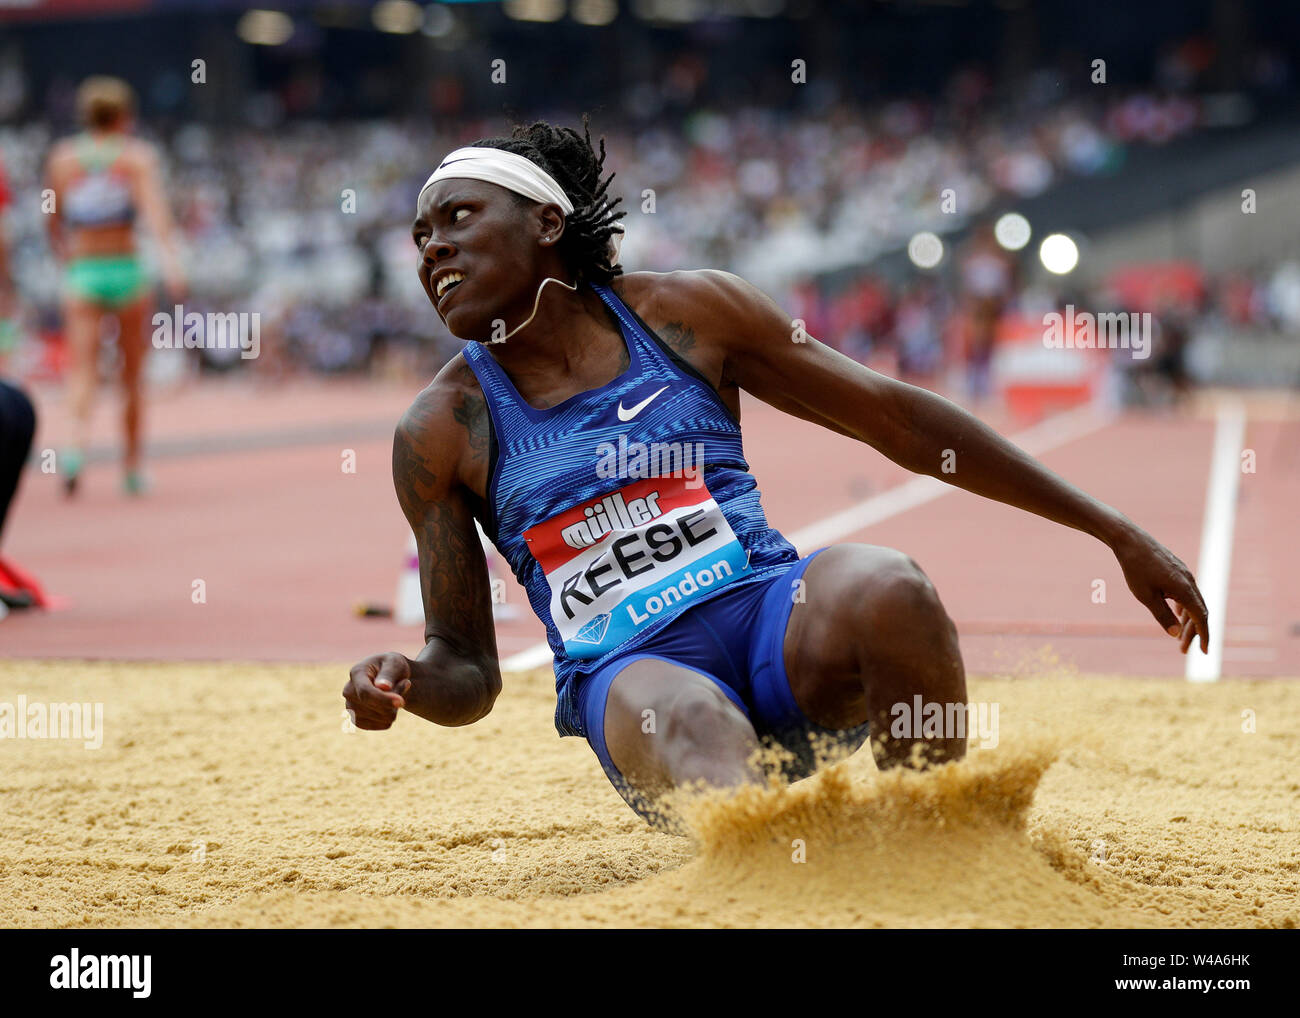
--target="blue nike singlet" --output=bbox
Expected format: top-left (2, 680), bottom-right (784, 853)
top-left (462, 280), bottom-right (799, 737)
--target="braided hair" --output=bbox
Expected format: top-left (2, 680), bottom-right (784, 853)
top-left (472, 115), bottom-right (626, 286)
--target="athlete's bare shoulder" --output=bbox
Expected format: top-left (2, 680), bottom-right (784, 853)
top-left (106, 138), bottom-right (164, 190)
top-left (393, 352), bottom-right (491, 519)
top-left (120, 136), bottom-right (158, 167)
top-left (609, 268), bottom-right (767, 408)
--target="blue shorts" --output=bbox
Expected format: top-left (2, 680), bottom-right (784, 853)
top-left (574, 548), bottom-right (871, 830)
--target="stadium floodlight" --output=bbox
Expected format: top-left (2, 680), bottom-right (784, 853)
top-left (572, 0), bottom-right (618, 25)
top-left (372, 0), bottom-right (423, 33)
top-left (994, 212), bottom-right (1031, 252)
top-left (504, 0), bottom-right (566, 22)
top-left (907, 231), bottom-right (944, 270)
top-left (236, 10), bottom-right (294, 46)
top-left (1039, 233), bottom-right (1079, 275)
top-left (634, 0), bottom-right (705, 21)
top-left (423, 5), bottom-right (457, 37)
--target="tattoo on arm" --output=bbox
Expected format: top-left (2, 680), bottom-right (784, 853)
top-left (392, 414), bottom-right (437, 513)
top-left (413, 498), bottom-right (495, 653)
top-left (392, 410), bottom-right (495, 655)
top-left (452, 389), bottom-right (490, 463)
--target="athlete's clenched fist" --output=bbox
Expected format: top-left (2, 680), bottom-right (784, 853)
top-left (344, 652), bottom-right (413, 730)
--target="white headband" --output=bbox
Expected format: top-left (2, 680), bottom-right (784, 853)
top-left (419, 145), bottom-right (623, 265)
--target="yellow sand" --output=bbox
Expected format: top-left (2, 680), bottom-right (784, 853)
top-left (1, 659), bottom-right (1296, 928)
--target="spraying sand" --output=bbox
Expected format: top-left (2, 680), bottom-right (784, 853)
top-left (1, 659), bottom-right (1296, 928)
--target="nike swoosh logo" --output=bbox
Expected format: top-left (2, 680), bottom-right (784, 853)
top-left (617, 386), bottom-right (669, 422)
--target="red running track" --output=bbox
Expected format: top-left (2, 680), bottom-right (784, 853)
top-left (4, 375), bottom-right (1296, 679)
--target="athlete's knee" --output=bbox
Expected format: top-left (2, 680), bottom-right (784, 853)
top-left (866, 549), bottom-right (947, 622)
top-left (658, 683), bottom-right (755, 779)
top-left (821, 545), bottom-right (945, 624)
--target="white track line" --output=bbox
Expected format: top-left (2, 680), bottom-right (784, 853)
top-left (788, 402), bottom-right (1113, 550)
top-left (1186, 400), bottom-right (1247, 682)
top-left (500, 641), bottom-right (557, 673)
top-left (501, 402), bottom-right (1116, 674)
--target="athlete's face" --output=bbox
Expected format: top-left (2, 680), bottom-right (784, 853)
top-left (412, 178), bottom-right (559, 341)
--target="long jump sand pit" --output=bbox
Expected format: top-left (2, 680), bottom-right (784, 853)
top-left (1, 659), bottom-right (1296, 928)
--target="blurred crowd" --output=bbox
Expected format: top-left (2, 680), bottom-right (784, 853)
top-left (790, 241), bottom-right (1300, 406)
top-left (0, 62), bottom-right (1296, 392)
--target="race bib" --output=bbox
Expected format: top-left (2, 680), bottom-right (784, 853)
top-left (524, 475), bottom-right (752, 659)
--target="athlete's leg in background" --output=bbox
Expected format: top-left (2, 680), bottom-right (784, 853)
top-left (61, 296), bottom-right (101, 490)
top-left (114, 296), bottom-right (148, 479)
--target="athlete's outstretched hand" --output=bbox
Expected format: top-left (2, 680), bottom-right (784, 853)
top-left (344, 652), bottom-right (413, 730)
top-left (1112, 528), bottom-right (1209, 654)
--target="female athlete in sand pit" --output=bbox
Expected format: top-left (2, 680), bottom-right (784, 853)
top-left (345, 120), bottom-right (1209, 830)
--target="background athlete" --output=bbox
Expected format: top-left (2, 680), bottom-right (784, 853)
top-left (45, 76), bottom-right (184, 496)
top-left (345, 120), bottom-right (1209, 831)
